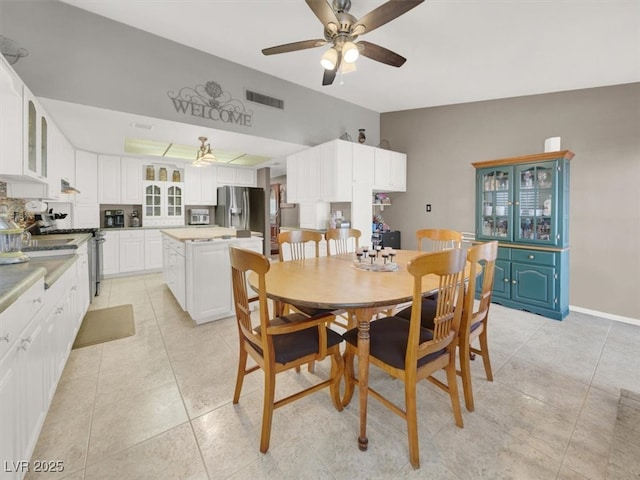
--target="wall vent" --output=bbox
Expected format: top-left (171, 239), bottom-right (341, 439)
top-left (245, 90), bottom-right (284, 110)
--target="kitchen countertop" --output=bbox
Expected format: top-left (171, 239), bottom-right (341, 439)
top-left (102, 224), bottom-right (221, 232)
top-left (0, 254), bottom-right (77, 314)
top-left (161, 227), bottom-right (262, 242)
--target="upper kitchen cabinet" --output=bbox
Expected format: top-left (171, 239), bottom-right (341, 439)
top-left (184, 164), bottom-right (217, 205)
top-left (373, 148), bottom-right (406, 192)
top-left (320, 140), bottom-right (353, 202)
top-left (0, 56), bottom-right (23, 180)
top-left (216, 166), bottom-right (256, 187)
top-left (45, 120), bottom-right (75, 201)
top-left (75, 151), bottom-right (98, 204)
top-left (98, 155), bottom-right (143, 204)
top-left (98, 155), bottom-right (120, 203)
top-left (143, 180), bottom-right (185, 226)
top-left (121, 157), bottom-right (144, 204)
top-left (23, 87), bottom-right (48, 183)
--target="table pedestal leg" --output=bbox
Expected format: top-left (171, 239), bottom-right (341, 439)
top-left (356, 307), bottom-right (374, 451)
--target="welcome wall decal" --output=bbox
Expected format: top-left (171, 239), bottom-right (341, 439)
top-left (167, 80), bottom-right (253, 127)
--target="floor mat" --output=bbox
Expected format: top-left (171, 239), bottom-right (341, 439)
top-left (73, 304), bottom-right (135, 349)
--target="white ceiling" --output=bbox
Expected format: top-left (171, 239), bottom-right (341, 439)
top-left (59, 0), bottom-right (640, 113)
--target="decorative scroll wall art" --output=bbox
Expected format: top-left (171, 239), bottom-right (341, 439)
top-left (168, 80), bottom-right (253, 127)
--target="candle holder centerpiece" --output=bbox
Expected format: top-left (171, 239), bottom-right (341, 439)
top-left (352, 246), bottom-right (398, 272)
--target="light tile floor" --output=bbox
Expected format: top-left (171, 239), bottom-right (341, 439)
top-left (25, 273), bottom-right (640, 480)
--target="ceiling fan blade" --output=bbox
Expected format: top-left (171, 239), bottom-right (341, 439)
top-left (262, 39), bottom-right (327, 56)
top-left (358, 41), bottom-right (406, 67)
top-left (353, 0), bottom-right (424, 35)
top-left (305, 0), bottom-right (340, 28)
top-left (322, 51), bottom-right (342, 86)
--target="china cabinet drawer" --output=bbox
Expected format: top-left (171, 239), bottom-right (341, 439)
top-left (497, 247), bottom-right (511, 260)
top-left (511, 249), bottom-right (556, 266)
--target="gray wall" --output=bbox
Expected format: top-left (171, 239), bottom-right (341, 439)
top-left (381, 83), bottom-right (640, 319)
top-left (0, 0), bottom-right (379, 148)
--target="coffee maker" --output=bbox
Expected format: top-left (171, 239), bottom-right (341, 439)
top-left (104, 209), bottom-right (125, 228)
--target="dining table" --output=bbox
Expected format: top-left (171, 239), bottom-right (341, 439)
top-left (248, 248), bottom-right (474, 454)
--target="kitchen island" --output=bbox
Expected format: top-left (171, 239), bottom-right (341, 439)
top-left (161, 228), bottom-right (262, 324)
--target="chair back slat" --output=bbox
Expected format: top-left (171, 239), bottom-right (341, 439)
top-left (278, 230), bottom-right (322, 261)
top-left (325, 228), bottom-right (361, 256)
top-left (416, 229), bottom-right (462, 252)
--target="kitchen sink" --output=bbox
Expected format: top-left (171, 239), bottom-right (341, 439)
top-left (27, 238), bottom-right (74, 247)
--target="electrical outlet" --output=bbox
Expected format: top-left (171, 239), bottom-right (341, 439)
top-left (426, 204), bottom-right (431, 212)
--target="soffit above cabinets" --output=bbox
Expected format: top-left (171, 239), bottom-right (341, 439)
top-left (124, 138), bottom-right (271, 167)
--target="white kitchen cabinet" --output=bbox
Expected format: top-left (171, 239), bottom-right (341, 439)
top-left (0, 56), bottom-right (24, 184)
top-left (143, 181), bottom-right (185, 227)
top-left (184, 165), bottom-right (217, 205)
top-left (119, 230), bottom-right (145, 273)
top-left (121, 157), bottom-right (143, 204)
top-left (320, 139), bottom-right (353, 202)
top-left (98, 154), bottom-right (120, 203)
top-left (217, 166), bottom-right (257, 187)
top-left (102, 231), bottom-right (120, 276)
top-left (185, 237), bottom-right (262, 324)
top-left (23, 87), bottom-right (49, 184)
top-left (144, 229), bottom-right (163, 270)
top-left (352, 143), bottom-right (375, 241)
top-left (73, 205), bottom-right (100, 228)
top-left (299, 202), bottom-right (330, 230)
top-left (75, 150), bottom-right (98, 204)
top-left (164, 235), bottom-right (186, 310)
top-left (0, 341), bottom-right (20, 480)
top-left (373, 149), bottom-right (406, 192)
top-left (286, 153), bottom-right (300, 204)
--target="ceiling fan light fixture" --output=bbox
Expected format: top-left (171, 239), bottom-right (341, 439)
top-left (320, 47), bottom-right (338, 70)
top-left (342, 41), bottom-right (359, 63)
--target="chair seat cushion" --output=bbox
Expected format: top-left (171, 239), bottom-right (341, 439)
top-left (396, 298), bottom-right (438, 330)
top-left (343, 317), bottom-right (446, 370)
top-left (253, 315), bottom-right (343, 364)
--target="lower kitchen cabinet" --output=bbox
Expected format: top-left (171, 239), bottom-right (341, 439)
top-left (119, 231), bottom-right (145, 273)
top-left (102, 231), bottom-right (120, 276)
top-left (481, 245), bottom-right (568, 320)
top-left (163, 235), bottom-right (186, 310)
top-left (0, 253), bottom-right (88, 479)
top-left (144, 229), bottom-right (163, 270)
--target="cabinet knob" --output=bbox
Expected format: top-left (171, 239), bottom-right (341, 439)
top-left (19, 337), bottom-right (32, 350)
top-left (504, 278), bottom-right (509, 283)
top-left (33, 297), bottom-right (42, 304)
top-left (512, 280), bottom-right (517, 284)
top-left (514, 201), bottom-right (520, 206)
top-left (56, 307), bottom-right (64, 314)
top-left (528, 254), bottom-right (535, 259)
top-left (0, 333), bottom-right (9, 343)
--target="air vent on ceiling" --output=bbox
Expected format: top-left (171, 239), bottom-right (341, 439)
top-left (245, 90), bottom-right (284, 110)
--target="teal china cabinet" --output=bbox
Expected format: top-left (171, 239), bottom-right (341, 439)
top-left (472, 151), bottom-right (574, 320)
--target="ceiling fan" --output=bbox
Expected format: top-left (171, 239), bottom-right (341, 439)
top-left (261, 0), bottom-right (425, 86)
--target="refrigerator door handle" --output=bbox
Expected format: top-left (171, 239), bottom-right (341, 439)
top-left (243, 189), bottom-right (250, 230)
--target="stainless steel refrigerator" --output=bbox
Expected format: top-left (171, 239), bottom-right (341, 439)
top-left (215, 186), bottom-right (265, 232)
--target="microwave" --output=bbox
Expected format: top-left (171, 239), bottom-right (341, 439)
top-left (189, 208), bottom-right (210, 225)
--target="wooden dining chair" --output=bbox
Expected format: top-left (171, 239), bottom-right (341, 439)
top-left (342, 248), bottom-right (467, 469)
top-left (325, 228), bottom-right (361, 256)
top-left (458, 240), bottom-right (498, 411)
top-left (277, 230), bottom-right (322, 262)
top-left (229, 245), bottom-right (344, 453)
top-left (416, 229), bottom-right (462, 252)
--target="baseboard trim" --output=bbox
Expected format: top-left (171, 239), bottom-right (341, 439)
top-left (569, 305), bottom-right (640, 327)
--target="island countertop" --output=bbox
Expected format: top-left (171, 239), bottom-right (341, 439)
top-left (160, 227), bottom-right (262, 242)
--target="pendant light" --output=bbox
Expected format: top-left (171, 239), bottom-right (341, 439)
top-left (194, 136), bottom-right (216, 167)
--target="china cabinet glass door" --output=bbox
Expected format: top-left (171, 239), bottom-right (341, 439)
top-left (514, 162), bottom-right (556, 244)
top-left (479, 167), bottom-right (512, 241)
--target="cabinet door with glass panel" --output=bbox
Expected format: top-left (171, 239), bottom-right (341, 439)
top-left (514, 162), bottom-right (558, 246)
top-left (477, 166), bottom-right (514, 241)
top-left (143, 181), bottom-right (185, 226)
